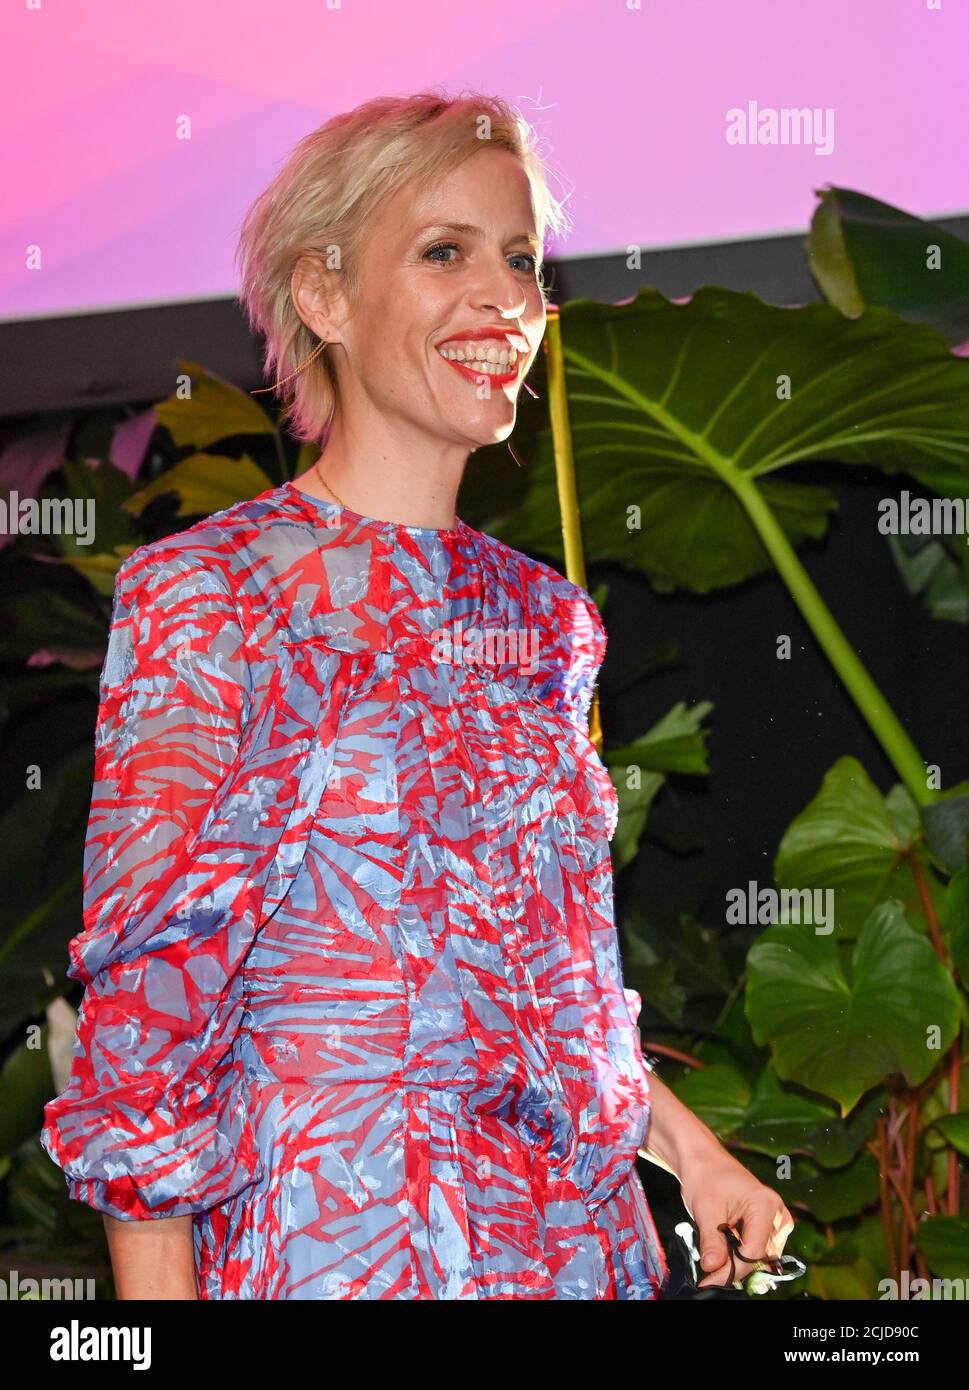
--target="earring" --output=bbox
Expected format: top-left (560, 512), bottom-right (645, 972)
top-left (506, 440), bottom-right (528, 469)
top-left (251, 338), bottom-right (328, 395)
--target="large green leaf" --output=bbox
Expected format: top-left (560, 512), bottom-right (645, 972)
top-left (606, 701), bottom-right (712, 872)
top-left (809, 1090), bottom-right (887, 1170)
top-left (946, 868), bottom-right (969, 979)
top-left (798, 1216), bottom-right (888, 1300)
top-left (774, 756), bottom-right (942, 938)
top-left (57, 458), bottom-right (140, 558)
top-left (491, 287), bottom-right (969, 591)
top-left (915, 1217), bottom-right (969, 1281)
top-left (610, 770), bottom-right (664, 872)
top-left (40, 546), bottom-right (133, 598)
top-left (808, 187), bottom-right (969, 347)
top-left (154, 359), bottom-right (277, 449)
top-left (606, 700), bottom-right (713, 776)
top-left (124, 453), bottom-right (274, 519)
top-left (921, 784), bottom-right (969, 875)
top-left (737, 1146), bottom-right (881, 1223)
top-left (734, 1066), bottom-right (840, 1158)
top-left (668, 1059), bottom-right (879, 1166)
top-left (745, 901), bottom-right (961, 1114)
top-left (929, 1113), bottom-right (969, 1160)
top-left (666, 1063), bottom-right (752, 1137)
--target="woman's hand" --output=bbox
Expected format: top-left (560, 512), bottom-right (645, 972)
top-left (638, 1070), bottom-right (795, 1288)
top-left (678, 1148), bottom-right (795, 1288)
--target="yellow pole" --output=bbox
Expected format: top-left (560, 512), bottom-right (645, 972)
top-left (542, 305), bottom-right (604, 756)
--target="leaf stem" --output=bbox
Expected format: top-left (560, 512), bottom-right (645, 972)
top-left (559, 339), bottom-right (938, 806)
top-left (873, 1117), bottom-right (899, 1281)
top-left (730, 473), bottom-right (937, 807)
top-left (639, 1041), bottom-right (706, 1069)
top-left (909, 852), bottom-right (947, 959)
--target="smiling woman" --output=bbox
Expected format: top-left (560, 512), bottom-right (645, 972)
top-left (277, 139), bottom-right (555, 529)
top-left (235, 90), bottom-right (569, 480)
top-left (40, 88), bottom-right (793, 1301)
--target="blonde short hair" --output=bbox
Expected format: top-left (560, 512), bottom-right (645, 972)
top-left (234, 88), bottom-right (571, 445)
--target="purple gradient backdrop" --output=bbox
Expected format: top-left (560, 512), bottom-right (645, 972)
top-left (1, 0), bottom-right (966, 321)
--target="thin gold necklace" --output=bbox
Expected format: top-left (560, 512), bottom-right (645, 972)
top-left (312, 458), bottom-right (458, 530)
top-left (313, 458), bottom-right (348, 509)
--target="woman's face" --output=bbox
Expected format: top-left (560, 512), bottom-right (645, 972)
top-left (328, 146), bottom-right (547, 451)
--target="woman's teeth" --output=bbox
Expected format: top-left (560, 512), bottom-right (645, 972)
top-left (437, 342), bottom-right (518, 374)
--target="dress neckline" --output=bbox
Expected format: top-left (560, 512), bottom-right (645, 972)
top-left (283, 479), bottom-right (468, 539)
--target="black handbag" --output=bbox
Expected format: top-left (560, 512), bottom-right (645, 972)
top-left (659, 1218), bottom-right (807, 1300)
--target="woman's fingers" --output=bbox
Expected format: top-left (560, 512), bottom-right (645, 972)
top-left (696, 1191), bottom-right (788, 1286)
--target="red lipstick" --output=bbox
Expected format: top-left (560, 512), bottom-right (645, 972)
top-left (435, 326), bottom-right (528, 387)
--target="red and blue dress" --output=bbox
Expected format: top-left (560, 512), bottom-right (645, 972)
top-left (41, 480), bottom-right (669, 1299)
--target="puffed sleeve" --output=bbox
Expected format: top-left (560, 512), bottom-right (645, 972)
top-left (40, 546), bottom-right (264, 1219)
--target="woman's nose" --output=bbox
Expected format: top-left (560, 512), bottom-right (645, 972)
top-left (470, 257), bottom-right (530, 316)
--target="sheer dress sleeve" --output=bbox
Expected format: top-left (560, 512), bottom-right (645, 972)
top-left (40, 546), bottom-right (264, 1219)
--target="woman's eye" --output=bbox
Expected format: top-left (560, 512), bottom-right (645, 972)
top-left (422, 242), bottom-right (539, 275)
top-left (424, 241), bottom-right (460, 264)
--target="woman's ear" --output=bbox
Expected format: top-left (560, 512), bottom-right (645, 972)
top-left (290, 253), bottom-right (349, 347)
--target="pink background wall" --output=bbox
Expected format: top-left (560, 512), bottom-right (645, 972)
top-left (1, 0), bottom-right (966, 321)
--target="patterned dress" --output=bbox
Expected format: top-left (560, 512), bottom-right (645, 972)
top-left (41, 480), bottom-right (669, 1300)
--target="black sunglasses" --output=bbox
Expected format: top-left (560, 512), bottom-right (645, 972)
top-left (662, 1218), bottom-right (807, 1299)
